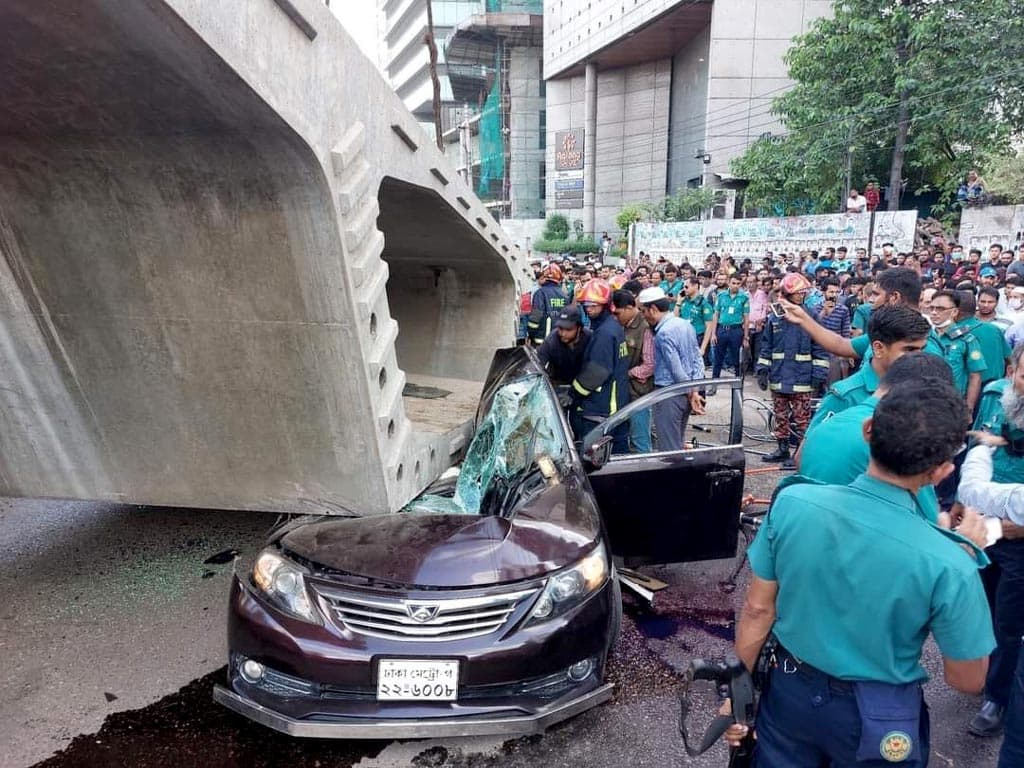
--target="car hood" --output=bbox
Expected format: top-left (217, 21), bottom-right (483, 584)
top-left (279, 485), bottom-right (599, 587)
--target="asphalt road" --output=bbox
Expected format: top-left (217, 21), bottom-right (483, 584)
top-left (0, 399), bottom-right (1006, 768)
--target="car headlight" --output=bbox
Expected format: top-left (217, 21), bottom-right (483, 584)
top-left (527, 548), bottom-right (609, 625)
top-left (251, 549), bottom-right (320, 624)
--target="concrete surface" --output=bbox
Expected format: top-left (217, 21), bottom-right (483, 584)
top-left (0, 496), bottom-right (277, 767)
top-left (0, 0), bottom-right (530, 518)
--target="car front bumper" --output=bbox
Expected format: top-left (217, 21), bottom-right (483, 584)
top-left (213, 681), bottom-right (614, 739)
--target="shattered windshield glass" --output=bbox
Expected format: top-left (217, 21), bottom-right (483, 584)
top-left (404, 375), bottom-right (568, 516)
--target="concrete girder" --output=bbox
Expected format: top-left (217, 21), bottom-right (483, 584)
top-left (0, 0), bottom-right (531, 515)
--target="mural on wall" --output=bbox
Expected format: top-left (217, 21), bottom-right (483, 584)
top-left (635, 212), bottom-right (918, 261)
top-left (959, 206), bottom-right (1024, 251)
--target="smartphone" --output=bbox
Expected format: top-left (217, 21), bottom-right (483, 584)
top-left (770, 302), bottom-right (785, 318)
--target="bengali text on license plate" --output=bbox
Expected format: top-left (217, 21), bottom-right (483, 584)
top-left (376, 659), bottom-right (459, 701)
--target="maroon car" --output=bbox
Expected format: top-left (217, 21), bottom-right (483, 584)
top-left (214, 347), bottom-right (744, 738)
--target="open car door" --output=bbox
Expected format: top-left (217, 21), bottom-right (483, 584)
top-left (580, 379), bottom-right (745, 567)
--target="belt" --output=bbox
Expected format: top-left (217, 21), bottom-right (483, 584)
top-left (775, 645), bottom-right (854, 695)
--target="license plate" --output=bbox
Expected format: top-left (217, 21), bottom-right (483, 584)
top-left (376, 659), bottom-right (459, 701)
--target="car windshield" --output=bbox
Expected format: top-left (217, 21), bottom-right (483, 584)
top-left (403, 374), bottom-right (568, 517)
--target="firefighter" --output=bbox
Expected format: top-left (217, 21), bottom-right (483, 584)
top-left (570, 278), bottom-right (630, 453)
top-left (527, 264), bottom-right (569, 345)
top-left (755, 272), bottom-right (829, 468)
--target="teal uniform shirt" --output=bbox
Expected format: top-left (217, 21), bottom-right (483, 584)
top-left (935, 326), bottom-right (987, 395)
top-left (959, 318), bottom-right (1011, 385)
top-left (660, 278), bottom-right (684, 298)
top-left (801, 397), bottom-right (939, 522)
top-left (748, 474), bottom-right (995, 683)
top-left (678, 296), bottom-right (714, 335)
top-left (809, 357), bottom-right (881, 429)
top-left (714, 291), bottom-right (749, 326)
top-left (973, 378), bottom-right (1024, 483)
top-left (850, 327), bottom-right (946, 360)
top-left (851, 303), bottom-right (872, 334)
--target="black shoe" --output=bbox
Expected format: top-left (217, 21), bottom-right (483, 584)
top-left (968, 700), bottom-right (1004, 736)
top-left (782, 456), bottom-right (797, 470)
top-left (761, 441), bottom-right (790, 463)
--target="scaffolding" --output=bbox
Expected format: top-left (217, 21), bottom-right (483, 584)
top-left (477, 51), bottom-right (505, 201)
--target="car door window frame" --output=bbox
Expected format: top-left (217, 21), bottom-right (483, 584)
top-left (580, 377), bottom-right (744, 460)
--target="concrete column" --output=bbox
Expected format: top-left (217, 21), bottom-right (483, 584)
top-left (583, 61), bottom-right (597, 239)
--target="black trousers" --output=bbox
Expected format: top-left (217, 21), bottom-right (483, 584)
top-left (985, 539), bottom-right (1024, 708)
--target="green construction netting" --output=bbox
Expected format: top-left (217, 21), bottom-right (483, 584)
top-left (485, 0), bottom-right (543, 11)
top-left (477, 59), bottom-right (504, 199)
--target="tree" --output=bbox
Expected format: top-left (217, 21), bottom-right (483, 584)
top-left (985, 152), bottom-right (1024, 205)
top-left (732, 0), bottom-right (1024, 214)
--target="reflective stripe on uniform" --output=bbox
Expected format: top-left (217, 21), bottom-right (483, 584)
top-left (757, 357), bottom-right (771, 367)
top-left (771, 352), bottom-right (785, 359)
top-left (609, 381), bottom-right (618, 415)
top-left (573, 379), bottom-right (591, 396)
top-left (794, 354), bottom-right (812, 361)
top-left (791, 384), bottom-right (815, 392)
top-left (812, 359), bottom-right (830, 368)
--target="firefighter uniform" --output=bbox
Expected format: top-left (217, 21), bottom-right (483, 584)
top-left (527, 279), bottom-right (569, 345)
top-left (570, 308), bottom-right (629, 453)
top-left (755, 312), bottom-right (829, 461)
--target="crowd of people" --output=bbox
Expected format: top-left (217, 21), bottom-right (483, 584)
top-left (524, 237), bottom-right (1024, 767)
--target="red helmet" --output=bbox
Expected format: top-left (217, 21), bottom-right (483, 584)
top-left (780, 273), bottom-right (812, 296)
top-left (540, 264), bottom-right (563, 284)
top-left (575, 278), bottom-right (613, 305)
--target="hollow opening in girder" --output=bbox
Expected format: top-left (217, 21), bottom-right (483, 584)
top-left (377, 176), bottom-right (516, 435)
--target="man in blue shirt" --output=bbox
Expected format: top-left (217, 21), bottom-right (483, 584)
top-left (638, 286), bottom-right (705, 451)
top-left (731, 381), bottom-right (994, 767)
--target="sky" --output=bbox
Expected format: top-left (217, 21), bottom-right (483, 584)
top-left (333, 1), bottom-right (381, 67)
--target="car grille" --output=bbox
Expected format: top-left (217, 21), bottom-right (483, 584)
top-left (313, 584), bottom-right (539, 641)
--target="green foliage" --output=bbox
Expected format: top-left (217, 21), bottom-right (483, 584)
top-left (542, 214), bottom-right (570, 241)
top-left (617, 186), bottom-right (720, 227)
top-left (985, 152), bottom-right (1024, 204)
top-left (616, 204), bottom-right (645, 233)
top-left (731, 0), bottom-right (1024, 214)
top-left (532, 238), bottom-right (600, 255)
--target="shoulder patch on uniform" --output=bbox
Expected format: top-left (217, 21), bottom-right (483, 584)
top-left (880, 731), bottom-right (912, 762)
top-left (830, 376), bottom-right (861, 396)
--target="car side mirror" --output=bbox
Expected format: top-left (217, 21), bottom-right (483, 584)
top-left (583, 435), bottom-right (614, 470)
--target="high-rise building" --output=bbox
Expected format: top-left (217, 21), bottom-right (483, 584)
top-left (544, 0), bottom-right (832, 235)
top-left (381, 1), bottom-right (546, 221)
top-left (380, 0), bottom-right (481, 131)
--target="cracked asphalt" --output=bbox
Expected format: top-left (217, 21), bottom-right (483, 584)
top-left (0, 398), bottom-right (1005, 767)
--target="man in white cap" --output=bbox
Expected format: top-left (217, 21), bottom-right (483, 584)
top-left (637, 286), bottom-right (706, 451)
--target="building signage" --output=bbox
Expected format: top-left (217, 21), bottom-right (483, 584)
top-left (554, 178), bottom-right (584, 191)
top-left (554, 129), bottom-right (584, 172)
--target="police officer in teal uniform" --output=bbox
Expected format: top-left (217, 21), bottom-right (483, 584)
top-left (799, 352), bottom-right (954, 524)
top-left (781, 268), bottom-right (947, 381)
top-left (706, 274), bottom-right (749, 379)
top-left (927, 290), bottom-right (987, 413)
top-left (809, 305), bottom-right (930, 429)
top-left (730, 380), bottom-right (994, 767)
